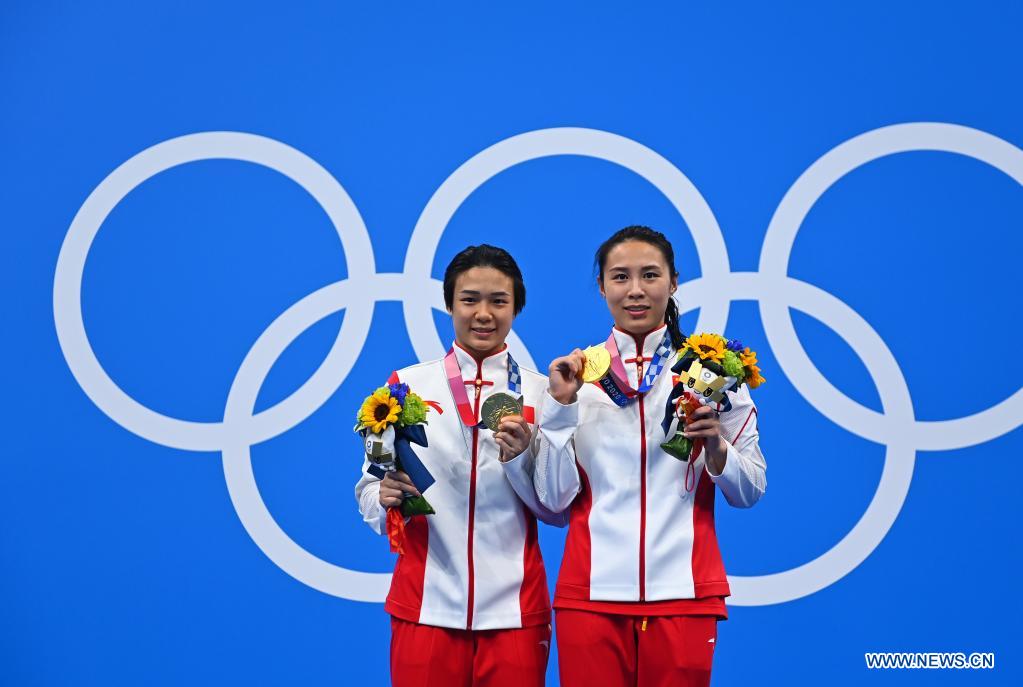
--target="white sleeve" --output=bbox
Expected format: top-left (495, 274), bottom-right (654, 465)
top-left (707, 384), bottom-right (767, 508)
top-left (501, 443), bottom-right (569, 527)
top-left (530, 389), bottom-right (583, 513)
top-left (355, 457), bottom-right (388, 535)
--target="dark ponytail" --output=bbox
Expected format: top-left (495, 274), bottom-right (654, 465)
top-left (594, 225), bottom-right (686, 349)
top-left (664, 296), bottom-right (684, 350)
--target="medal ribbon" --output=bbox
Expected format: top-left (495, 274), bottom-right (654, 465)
top-left (444, 347), bottom-right (522, 427)
top-left (597, 330), bottom-right (673, 406)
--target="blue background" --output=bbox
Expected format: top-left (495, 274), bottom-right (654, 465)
top-left (2, 2), bottom-right (1021, 684)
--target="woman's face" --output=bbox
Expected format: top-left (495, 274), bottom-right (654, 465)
top-left (599, 240), bottom-right (677, 337)
top-left (449, 267), bottom-right (516, 359)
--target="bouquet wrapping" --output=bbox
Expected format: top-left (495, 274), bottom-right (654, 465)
top-left (660, 333), bottom-right (765, 463)
top-left (356, 382), bottom-right (434, 553)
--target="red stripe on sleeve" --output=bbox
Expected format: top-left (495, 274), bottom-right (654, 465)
top-left (733, 407), bottom-right (755, 444)
top-left (690, 405), bottom-right (755, 597)
top-left (518, 512), bottom-right (551, 627)
top-left (690, 472), bottom-right (730, 598)
top-left (553, 462), bottom-right (593, 602)
top-left (384, 515), bottom-right (430, 624)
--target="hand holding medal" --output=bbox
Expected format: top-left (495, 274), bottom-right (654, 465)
top-left (551, 335), bottom-right (669, 408)
top-left (548, 348), bottom-right (587, 404)
top-left (580, 345), bottom-right (611, 384)
top-left (481, 393), bottom-right (529, 462)
top-left (482, 393), bottom-right (523, 432)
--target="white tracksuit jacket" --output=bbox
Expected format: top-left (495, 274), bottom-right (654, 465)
top-left (532, 325), bottom-right (766, 605)
top-left (355, 344), bottom-right (565, 631)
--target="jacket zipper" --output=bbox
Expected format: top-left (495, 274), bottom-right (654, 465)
top-left (638, 370), bottom-right (647, 602)
top-left (466, 373), bottom-right (483, 630)
top-left (621, 331), bottom-right (646, 601)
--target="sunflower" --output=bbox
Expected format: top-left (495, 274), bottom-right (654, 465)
top-left (359, 388), bottom-right (401, 433)
top-left (740, 347), bottom-right (758, 368)
top-left (685, 333), bottom-right (725, 363)
top-left (747, 364), bottom-right (766, 389)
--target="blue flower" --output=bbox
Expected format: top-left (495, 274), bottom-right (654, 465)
top-left (725, 338), bottom-right (744, 353)
top-left (388, 382), bottom-right (410, 407)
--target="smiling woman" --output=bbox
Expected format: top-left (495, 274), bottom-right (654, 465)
top-left (598, 234), bottom-right (681, 343)
top-left (355, 244), bottom-right (564, 687)
top-left (442, 244), bottom-right (525, 360)
top-left (450, 267), bottom-right (515, 355)
top-left (533, 225), bottom-right (767, 687)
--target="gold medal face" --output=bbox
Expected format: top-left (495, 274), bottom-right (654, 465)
top-left (581, 345), bottom-right (611, 383)
top-left (481, 392), bottom-right (523, 432)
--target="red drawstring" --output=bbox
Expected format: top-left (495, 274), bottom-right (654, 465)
top-left (684, 439), bottom-right (702, 493)
top-left (679, 390), bottom-right (702, 493)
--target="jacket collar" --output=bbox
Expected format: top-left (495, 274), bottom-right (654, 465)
top-left (452, 341), bottom-right (509, 383)
top-left (611, 324), bottom-right (669, 389)
top-left (612, 323), bottom-right (668, 362)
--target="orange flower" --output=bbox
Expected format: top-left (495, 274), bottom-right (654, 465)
top-left (740, 347), bottom-right (758, 368)
top-left (747, 365), bottom-right (766, 389)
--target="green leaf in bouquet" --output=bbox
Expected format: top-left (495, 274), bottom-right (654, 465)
top-left (401, 494), bottom-right (436, 517)
top-left (660, 433), bottom-right (694, 462)
top-left (399, 393), bottom-right (429, 426)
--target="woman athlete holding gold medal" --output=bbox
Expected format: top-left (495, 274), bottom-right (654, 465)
top-left (530, 226), bottom-right (767, 687)
top-left (355, 245), bottom-right (564, 687)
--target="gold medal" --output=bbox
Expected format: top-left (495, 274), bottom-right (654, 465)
top-left (481, 392), bottom-right (523, 432)
top-left (581, 345), bottom-right (611, 383)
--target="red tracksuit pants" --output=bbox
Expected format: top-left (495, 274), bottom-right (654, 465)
top-left (555, 609), bottom-right (718, 687)
top-left (390, 617), bottom-right (551, 687)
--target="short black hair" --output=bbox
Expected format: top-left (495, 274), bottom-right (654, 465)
top-left (443, 244), bottom-right (526, 316)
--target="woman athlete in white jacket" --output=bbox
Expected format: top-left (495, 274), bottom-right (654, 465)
top-left (355, 245), bottom-right (564, 687)
top-left (533, 226), bottom-right (767, 687)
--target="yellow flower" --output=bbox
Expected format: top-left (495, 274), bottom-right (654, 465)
top-left (747, 364), bottom-right (766, 389)
top-left (685, 333), bottom-right (725, 363)
top-left (359, 388), bottom-right (401, 433)
top-left (740, 347), bottom-right (758, 368)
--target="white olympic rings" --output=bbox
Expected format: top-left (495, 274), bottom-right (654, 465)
top-left (53, 124), bottom-right (1023, 606)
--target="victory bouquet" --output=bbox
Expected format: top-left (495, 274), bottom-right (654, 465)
top-left (660, 333), bottom-right (765, 462)
top-left (356, 382), bottom-right (435, 552)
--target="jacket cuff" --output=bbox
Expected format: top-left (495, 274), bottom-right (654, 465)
top-left (540, 389), bottom-right (578, 430)
top-left (707, 440), bottom-right (739, 483)
top-left (707, 441), bottom-right (750, 506)
top-left (362, 499), bottom-right (388, 536)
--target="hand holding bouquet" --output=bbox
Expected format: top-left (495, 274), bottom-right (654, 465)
top-left (356, 382), bottom-right (434, 552)
top-left (660, 333), bottom-right (765, 462)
